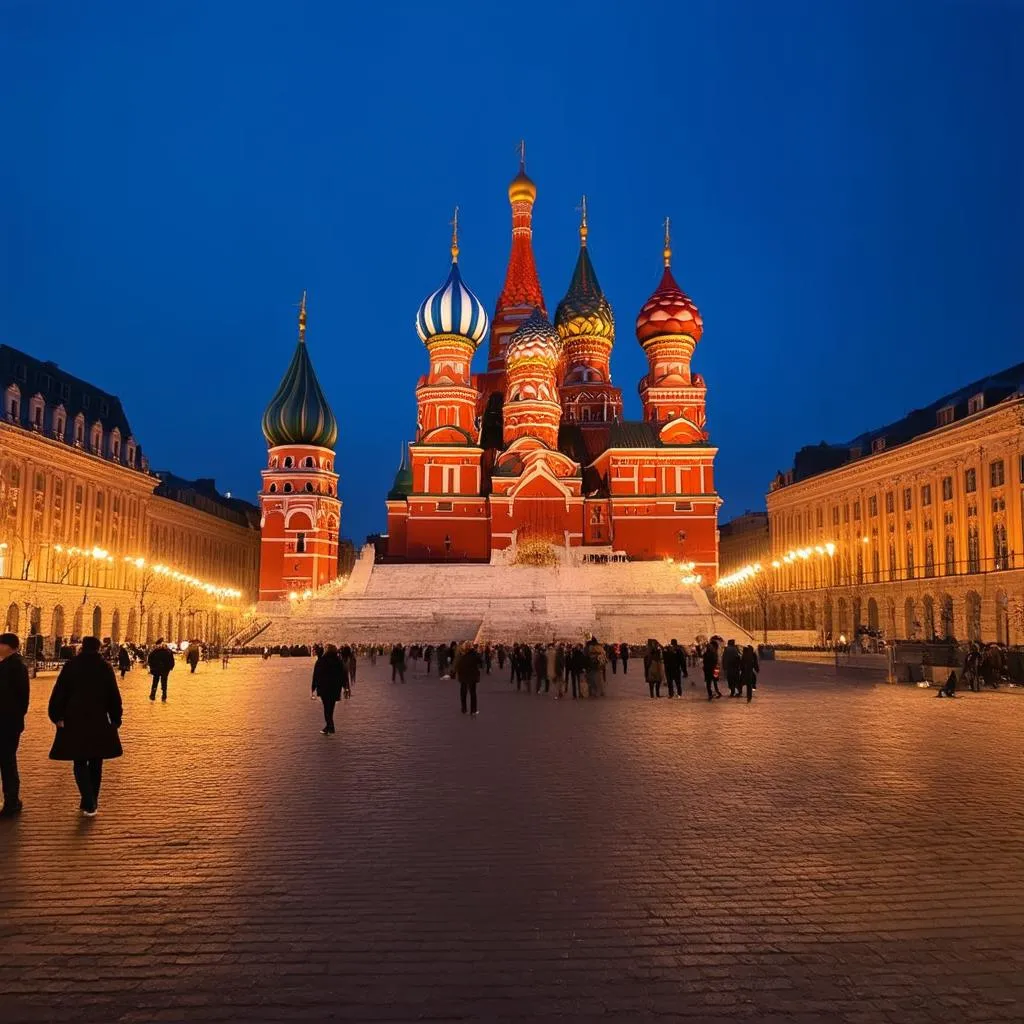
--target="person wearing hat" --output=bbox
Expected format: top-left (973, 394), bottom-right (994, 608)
top-left (0, 632), bottom-right (30, 818)
top-left (47, 635), bottom-right (123, 815)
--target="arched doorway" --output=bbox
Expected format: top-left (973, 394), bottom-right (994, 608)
top-left (807, 601), bottom-right (817, 629)
top-left (965, 591), bottom-right (982, 643)
top-left (127, 607), bottom-right (138, 643)
top-left (995, 590), bottom-right (1009, 645)
top-left (837, 598), bottom-right (849, 636)
top-left (867, 597), bottom-right (879, 630)
top-left (824, 598), bottom-right (834, 638)
top-left (52, 604), bottom-right (65, 645)
top-left (92, 605), bottom-right (102, 638)
top-left (29, 606), bottom-right (41, 635)
top-left (886, 598), bottom-right (897, 637)
top-left (146, 610), bottom-right (155, 643)
top-left (904, 597), bottom-right (916, 639)
top-left (5, 603), bottom-right (19, 634)
top-left (922, 595), bottom-right (935, 641)
top-left (852, 597), bottom-right (862, 632)
top-left (72, 605), bottom-right (84, 640)
top-left (111, 608), bottom-right (121, 645)
top-left (939, 594), bottom-right (954, 639)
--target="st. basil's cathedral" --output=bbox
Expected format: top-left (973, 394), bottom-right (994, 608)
top-left (257, 157), bottom-right (719, 601)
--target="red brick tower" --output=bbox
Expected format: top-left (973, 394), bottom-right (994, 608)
top-left (258, 295), bottom-right (341, 601)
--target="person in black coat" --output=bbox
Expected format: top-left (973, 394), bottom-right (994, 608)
top-left (389, 643), bottom-right (406, 683)
top-left (48, 636), bottom-right (123, 816)
top-left (739, 645), bottom-right (759, 703)
top-left (620, 642), bottom-right (630, 674)
top-left (703, 640), bottom-right (722, 700)
top-left (147, 640), bottom-right (175, 701)
top-left (0, 632), bottom-right (30, 818)
top-left (455, 643), bottom-right (482, 715)
top-left (116, 644), bottom-right (132, 680)
top-left (311, 644), bottom-right (347, 734)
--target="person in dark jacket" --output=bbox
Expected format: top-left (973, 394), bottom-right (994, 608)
top-left (663, 639), bottom-right (685, 697)
top-left (739, 644), bottom-right (759, 703)
top-left (703, 640), bottom-right (722, 701)
top-left (147, 640), bottom-right (175, 701)
top-left (722, 639), bottom-right (742, 697)
top-left (644, 640), bottom-right (665, 698)
top-left (47, 636), bottom-right (122, 816)
top-left (186, 645), bottom-right (200, 674)
top-left (389, 643), bottom-right (406, 683)
top-left (620, 642), bottom-right (630, 674)
top-left (116, 645), bottom-right (132, 680)
top-left (0, 633), bottom-right (30, 818)
top-left (456, 642), bottom-right (482, 715)
top-left (311, 644), bottom-right (347, 734)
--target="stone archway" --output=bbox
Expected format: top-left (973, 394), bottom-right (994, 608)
top-left (939, 594), bottom-right (954, 639)
top-left (995, 590), bottom-right (1009, 645)
top-left (72, 605), bottom-right (84, 640)
top-left (127, 607), bottom-right (138, 643)
top-left (837, 598), bottom-right (850, 636)
top-left (111, 608), bottom-right (121, 645)
top-left (52, 604), bottom-right (65, 645)
top-left (92, 605), bottom-right (103, 639)
top-left (921, 595), bottom-right (935, 641)
top-left (823, 598), bottom-right (834, 638)
top-left (904, 597), bottom-right (917, 639)
top-left (867, 597), bottom-right (880, 631)
top-left (5, 603), bottom-right (19, 634)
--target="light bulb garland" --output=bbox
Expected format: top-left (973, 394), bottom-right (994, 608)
top-left (717, 541), bottom-right (838, 590)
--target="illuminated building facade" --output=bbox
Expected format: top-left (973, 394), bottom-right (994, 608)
top-left (258, 295), bottom-right (342, 601)
top-left (717, 364), bottom-right (1024, 644)
top-left (386, 161), bottom-right (721, 577)
top-left (0, 345), bottom-right (259, 650)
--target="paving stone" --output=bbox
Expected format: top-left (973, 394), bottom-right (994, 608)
top-left (0, 658), bottom-right (1021, 1022)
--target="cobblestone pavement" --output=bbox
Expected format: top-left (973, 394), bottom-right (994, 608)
top-left (1, 656), bottom-right (1022, 1024)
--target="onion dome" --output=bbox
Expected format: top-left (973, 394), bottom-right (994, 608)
top-left (506, 307), bottom-right (560, 367)
top-left (387, 444), bottom-right (413, 500)
top-left (262, 294), bottom-right (339, 449)
top-left (508, 144), bottom-right (537, 204)
top-left (415, 208), bottom-right (489, 346)
top-left (555, 197), bottom-right (615, 342)
top-left (635, 219), bottom-right (703, 346)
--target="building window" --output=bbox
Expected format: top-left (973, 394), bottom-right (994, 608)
top-left (283, 483), bottom-right (293, 493)
top-left (925, 539), bottom-right (935, 578)
top-left (903, 488), bottom-right (912, 511)
top-left (942, 476), bottom-right (953, 501)
top-left (967, 393), bottom-right (985, 415)
top-left (993, 523), bottom-right (1008, 570)
top-left (842, 503), bottom-right (849, 523)
top-left (945, 535), bottom-right (956, 576)
top-left (906, 540), bottom-right (914, 580)
top-left (816, 507), bottom-right (823, 528)
top-left (871, 548), bottom-right (880, 582)
top-left (60, 382), bottom-right (70, 400)
top-left (872, 437), bottom-right (886, 453)
top-left (284, 457), bottom-right (293, 468)
top-left (887, 542), bottom-right (897, 582)
top-left (269, 484), bottom-right (277, 493)
top-left (965, 468), bottom-right (977, 494)
top-left (990, 460), bottom-right (1005, 487)
top-left (921, 484), bottom-right (931, 507)
top-left (856, 549), bottom-right (863, 584)
top-left (304, 457), bottom-right (314, 468)
top-left (936, 405), bottom-right (955, 427)
top-left (100, 400), bottom-right (109, 417)
top-left (437, 501), bottom-right (453, 512)
top-left (853, 500), bottom-right (861, 520)
top-left (967, 526), bottom-right (980, 573)
top-left (868, 496), bottom-right (877, 517)
top-left (832, 506), bottom-right (839, 526)
top-left (673, 501), bottom-right (692, 512)
top-left (296, 532), bottom-right (305, 554)
top-left (885, 492), bottom-right (894, 514)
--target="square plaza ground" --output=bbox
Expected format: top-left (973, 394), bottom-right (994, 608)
top-left (1, 657), bottom-right (1022, 1023)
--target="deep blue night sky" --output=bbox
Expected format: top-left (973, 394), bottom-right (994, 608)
top-left (3, 0), bottom-right (1022, 542)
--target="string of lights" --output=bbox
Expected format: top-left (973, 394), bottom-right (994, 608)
top-left (717, 542), bottom-right (838, 589)
top-left (52, 544), bottom-right (243, 600)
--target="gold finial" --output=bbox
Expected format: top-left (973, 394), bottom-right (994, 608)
top-left (449, 205), bottom-right (460, 263)
top-left (577, 194), bottom-right (588, 247)
top-left (518, 138), bottom-right (526, 170)
top-left (663, 217), bottom-right (672, 267)
top-left (298, 290), bottom-right (308, 342)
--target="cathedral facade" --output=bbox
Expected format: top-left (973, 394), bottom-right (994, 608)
top-left (385, 161), bottom-right (721, 581)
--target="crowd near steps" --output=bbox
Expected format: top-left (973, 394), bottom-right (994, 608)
top-left (254, 547), bottom-right (754, 648)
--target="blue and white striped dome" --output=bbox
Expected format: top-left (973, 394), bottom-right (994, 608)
top-left (415, 261), bottom-right (489, 347)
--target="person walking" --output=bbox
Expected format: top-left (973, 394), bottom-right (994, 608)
top-left (620, 642), bottom-right (630, 675)
top-left (0, 633), bottom-right (29, 818)
top-left (584, 637), bottom-right (606, 697)
top-left (390, 643), bottom-right (406, 683)
top-left (311, 644), bottom-right (347, 734)
top-left (456, 642), bottom-right (482, 716)
top-left (608, 643), bottom-right (619, 675)
top-left (703, 640), bottom-right (722, 701)
top-left (47, 636), bottom-right (123, 816)
top-left (644, 640), bottom-right (665, 698)
top-left (554, 643), bottom-right (567, 699)
top-left (147, 639), bottom-right (175, 702)
top-left (117, 644), bottom-right (132, 681)
top-left (534, 645), bottom-right (548, 695)
top-left (342, 645), bottom-right (356, 697)
top-left (186, 645), bottom-right (200, 675)
top-left (722, 639), bottom-right (742, 697)
top-left (739, 644), bottom-right (759, 702)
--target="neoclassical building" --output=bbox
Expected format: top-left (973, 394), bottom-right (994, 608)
top-left (718, 363), bottom-right (1024, 644)
top-left (385, 159), bottom-right (721, 575)
top-left (1, 344), bottom-right (260, 650)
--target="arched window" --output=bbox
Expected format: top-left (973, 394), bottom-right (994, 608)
top-left (5, 384), bottom-right (21, 421)
top-left (967, 527), bottom-right (980, 574)
top-left (944, 534), bottom-right (956, 575)
top-left (269, 483), bottom-right (277, 493)
top-left (304, 457), bottom-right (314, 468)
top-left (90, 422), bottom-right (103, 453)
top-left (28, 393), bottom-right (44, 429)
top-left (993, 523), bottom-right (1008, 570)
top-left (305, 482), bottom-right (314, 492)
top-left (284, 456), bottom-right (293, 468)
top-left (283, 483), bottom-right (293, 493)
top-left (53, 405), bottom-right (66, 439)
top-left (126, 438), bottom-right (136, 467)
top-left (270, 456), bottom-right (279, 468)
top-left (109, 428), bottom-right (121, 460)
top-left (296, 532), bottom-right (306, 553)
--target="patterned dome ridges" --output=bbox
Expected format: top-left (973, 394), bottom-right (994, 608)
top-left (507, 307), bottom-right (560, 363)
top-left (387, 444), bottom-right (413, 500)
top-left (262, 339), bottom-right (338, 449)
top-left (416, 260), bottom-right (489, 346)
top-left (635, 267), bottom-right (703, 345)
top-left (555, 244), bottom-right (614, 341)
